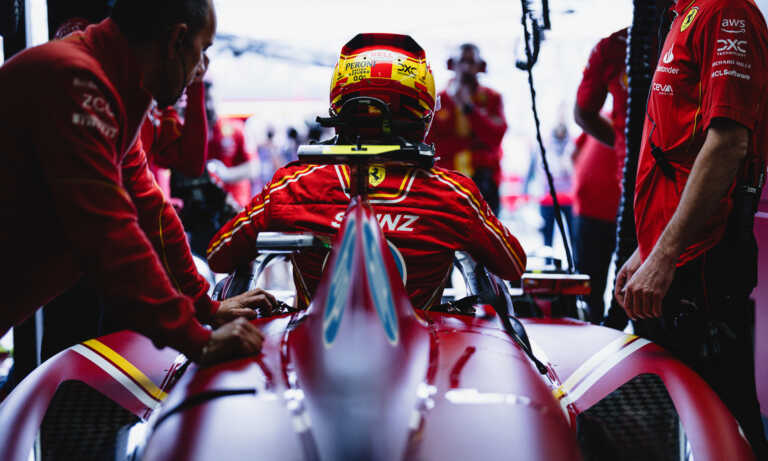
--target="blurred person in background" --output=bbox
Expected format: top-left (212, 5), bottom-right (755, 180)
top-left (525, 121), bottom-right (574, 248)
top-left (427, 43), bottom-right (507, 216)
top-left (205, 83), bottom-right (255, 207)
top-left (256, 125), bottom-right (282, 188)
top-left (573, 27), bottom-right (629, 325)
top-left (281, 126), bottom-right (301, 165)
top-left (0, 0), bottom-right (272, 376)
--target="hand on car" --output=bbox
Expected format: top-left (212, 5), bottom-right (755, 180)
top-left (197, 317), bottom-right (265, 366)
top-left (614, 248), bottom-right (676, 320)
top-left (212, 288), bottom-right (277, 327)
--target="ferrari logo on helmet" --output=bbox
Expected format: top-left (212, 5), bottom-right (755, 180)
top-left (681, 7), bottom-right (699, 32)
top-left (369, 165), bottom-right (386, 187)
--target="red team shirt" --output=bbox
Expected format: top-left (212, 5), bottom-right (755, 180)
top-left (0, 20), bottom-right (216, 357)
top-left (574, 28), bottom-right (629, 222)
top-left (635, 0), bottom-right (768, 265)
top-left (572, 133), bottom-right (622, 222)
top-left (207, 163), bottom-right (526, 309)
top-left (577, 28), bottom-right (630, 164)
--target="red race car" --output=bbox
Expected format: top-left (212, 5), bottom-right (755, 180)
top-left (0, 142), bottom-right (755, 461)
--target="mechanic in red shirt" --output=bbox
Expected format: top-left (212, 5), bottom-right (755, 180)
top-left (614, 0), bottom-right (768, 454)
top-left (0, 0), bottom-right (273, 366)
top-left (572, 28), bottom-right (629, 324)
top-left (207, 106), bottom-right (254, 207)
top-left (207, 34), bottom-right (526, 310)
top-left (426, 43), bottom-right (507, 216)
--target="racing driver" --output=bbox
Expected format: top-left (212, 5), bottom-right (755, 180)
top-left (207, 34), bottom-right (527, 309)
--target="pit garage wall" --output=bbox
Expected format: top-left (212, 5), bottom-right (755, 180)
top-left (754, 187), bottom-right (768, 417)
top-left (753, 0), bottom-right (768, 421)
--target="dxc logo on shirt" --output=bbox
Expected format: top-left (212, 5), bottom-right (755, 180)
top-left (717, 39), bottom-right (748, 53)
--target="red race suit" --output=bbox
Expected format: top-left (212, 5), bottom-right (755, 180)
top-left (207, 163), bottom-right (526, 309)
top-left (0, 19), bottom-right (217, 358)
top-left (634, 0), bottom-right (768, 265)
top-left (427, 86), bottom-right (507, 185)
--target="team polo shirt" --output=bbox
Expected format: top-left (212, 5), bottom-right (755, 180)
top-left (576, 27), bottom-right (629, 168)
top-left (634, 0), bottom-right (768, 266)
top-left (575, 28), bottom-right (629, 222)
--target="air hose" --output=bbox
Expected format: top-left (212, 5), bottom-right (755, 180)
top-left (605, 0), bottom-right (661, 329)
top-left (517, 0), bottom-right (575, 273)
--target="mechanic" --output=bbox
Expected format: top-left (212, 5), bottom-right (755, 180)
top-left (207, 33), bottom-right (527, 310)
top-left (572, 28), bottom-right (629, 325)
top-left (426, 43), bottom-right (507, 216)
top-left (0, 0), bottom-right (273, 366)
top-left (614, 0), bottom-right (768, 455)
top-left (207, 88), bottom-right (255, 207)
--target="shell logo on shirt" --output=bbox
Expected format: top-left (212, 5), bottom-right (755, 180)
top-left (681, 7), bottom-right (699, 32)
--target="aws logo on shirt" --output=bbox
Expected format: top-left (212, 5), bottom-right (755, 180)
top-left (722, 18), bottom-right (747, 34)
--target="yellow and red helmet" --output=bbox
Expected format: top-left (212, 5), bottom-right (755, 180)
top-left (330, 33), bottom-right (437, 142)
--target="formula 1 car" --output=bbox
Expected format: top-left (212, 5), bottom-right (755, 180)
top-left (0, 143), bottom-right (756, 461)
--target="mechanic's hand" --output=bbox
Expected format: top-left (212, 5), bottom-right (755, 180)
top-left (614, 248), bottom-right (642, 307)
top-left (212, 288), bottom-right (277, 327)
top-left (619, 249), bottom-right (676, 320)
top-left (455, 84), bottom-right (473, 107)
top-left (197, 317), bottom-right (264, 366)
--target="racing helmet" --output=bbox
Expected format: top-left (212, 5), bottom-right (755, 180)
top-left (329, 33), bottom-right (437, 143)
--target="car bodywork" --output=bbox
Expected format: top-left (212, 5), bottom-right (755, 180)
top-left (0, 196), bottom-right (755, 461)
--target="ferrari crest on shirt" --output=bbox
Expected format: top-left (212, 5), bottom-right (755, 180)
top-left (681, 7), bottom-right (699, 32)
top-left (369, 165), bottom-right (386, 187)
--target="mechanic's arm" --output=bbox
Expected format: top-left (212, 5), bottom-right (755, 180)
top-left (574, 35), bottom-right (614, 147)
top-left (123, 145), bottom-right (275, 324)
top-left (617, 119), bottom-right (748, 319)
top-left (151, 81), bottom-right (208, 177)
top-left (122, 143), bottom-right (220, 322)
top-left (462, 177), bottom-right (526, 280)
top-left (574, 105), bottom-right (614, 147)
top-left (207, 182), bottom-right (271, 273)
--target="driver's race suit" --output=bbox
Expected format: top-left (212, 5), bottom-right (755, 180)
top-left (207, 162), bottom-right (526, 308)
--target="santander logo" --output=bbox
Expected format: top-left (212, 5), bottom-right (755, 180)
top-left (662, 47), bottom-right (674, 64)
